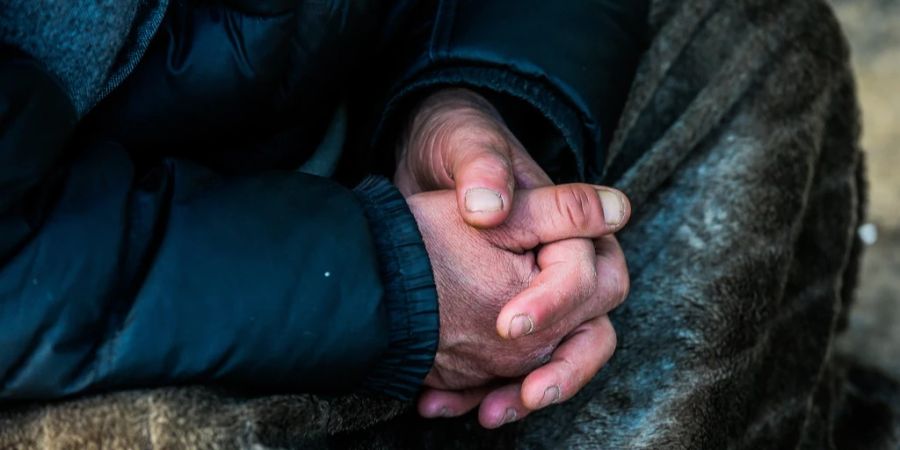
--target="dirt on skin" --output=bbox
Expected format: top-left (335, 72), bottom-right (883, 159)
top-left (830, 0), bottom-right (900, 379)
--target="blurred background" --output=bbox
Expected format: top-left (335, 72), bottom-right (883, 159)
top-left (831, 0), bottom-right (900, 379)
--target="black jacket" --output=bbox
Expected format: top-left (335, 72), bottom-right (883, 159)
top-left (0, 0), bottom-right (647, 401)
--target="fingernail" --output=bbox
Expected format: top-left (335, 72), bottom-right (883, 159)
top-left (496, 408), bottom-right (517, 427)
top-left (508, 314), bottom-right (534, 339)
top-left (465, 188), bottom-right (503, 213)
top-left (539, 385), bottom-right (561, 408)
top-left (596, 189), bottom-right (625, 227)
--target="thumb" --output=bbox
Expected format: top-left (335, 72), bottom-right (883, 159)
top-left (451, 142), bottom-right (517, 229)
top-left (452, 131), bottom-right (554, 228)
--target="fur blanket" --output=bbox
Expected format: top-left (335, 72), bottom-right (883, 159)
top-left (2, 0), bottom-right (897, 448)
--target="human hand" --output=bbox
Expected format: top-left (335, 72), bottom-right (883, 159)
top-left (396, 88), bottom-right (631, 427)
top-left (417, 235), bottom-right (627, 428)
top-left (394, 89), bottom-right (556, 227)
top-left (407, 185), bottom-right (628, 414)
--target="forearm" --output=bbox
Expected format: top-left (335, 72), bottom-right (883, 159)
top-left (0, 51), bottom-right (439, 399)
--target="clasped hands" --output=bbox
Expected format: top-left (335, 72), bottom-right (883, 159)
top-left (396, 89), bottom-right (631, 428)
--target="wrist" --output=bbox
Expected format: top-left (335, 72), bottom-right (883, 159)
top-left (353, 176), bottom-right (440, 400)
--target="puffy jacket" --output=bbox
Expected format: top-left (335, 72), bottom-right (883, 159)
top-left (0, 0), bottom-right (648, 401)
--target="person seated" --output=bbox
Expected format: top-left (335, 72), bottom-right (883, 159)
top-left (0, 0), bottom-right (646, 429)
top-left (2, 1), bottom-right (884, 448)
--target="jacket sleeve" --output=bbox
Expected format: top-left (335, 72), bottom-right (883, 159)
top-left (0, 53), bottom-right (438, 401)
top-left (375, 0), bottom-right (649, 182)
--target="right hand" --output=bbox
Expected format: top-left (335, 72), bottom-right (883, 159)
top-left (407, 183), bottom-right (629, 404)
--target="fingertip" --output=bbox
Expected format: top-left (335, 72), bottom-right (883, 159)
top-left (520, 373), bottom-right (559, 411)
top-left (519, 317), bottom-right (618, 410)
top-left (453, 149), bottom-right (516, 228)
top-left (479, 406), bottom-right (519, 429)
top-left (418, 403), bottom-right (448, 419)
top-left (418, 388), bottom-right (488, 419)
top-left (496, 269), bottom-right (576, 340)
top-left (459, 187), bottom-right (512, 229)
top-left (495, 299), bottom-right (534, 340)
top-left (478, 384), bottom-right (528, 429)
top-left (417, 391), bottom-right (446, 418)
top-left (496, 312), bottom-right (535, 341)
top-left (594, 187), bottom-right (631, 230)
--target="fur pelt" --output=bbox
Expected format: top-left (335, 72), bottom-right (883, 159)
top-left (1, 0), bottom-right (896, 448)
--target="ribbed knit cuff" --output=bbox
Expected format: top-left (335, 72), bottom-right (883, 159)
top-left (353, 176), bottom-right (439, 400)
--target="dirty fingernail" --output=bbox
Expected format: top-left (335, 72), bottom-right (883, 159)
top-left (496, 408), bottom-right (517, 427)
top-left (508, 314), bottom-right (534, 339)
top-left (596, 189), bottom-right (625, 227)
top-left (539, 385), bottom-right (561, 408)
top-left (465, 188), bottom-right (503, 213)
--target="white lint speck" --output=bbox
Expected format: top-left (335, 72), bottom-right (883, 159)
top-left (858, 223), bottom-right (878, 246)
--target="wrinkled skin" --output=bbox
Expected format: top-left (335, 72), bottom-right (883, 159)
top-left (397, 89), bottom-right (631, 428)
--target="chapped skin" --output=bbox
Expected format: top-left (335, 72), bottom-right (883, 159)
top-left (2, 0), bottom-right (897, 449)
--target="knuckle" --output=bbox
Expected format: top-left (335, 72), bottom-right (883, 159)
top-left (528, 345), bottom-right (555, 369)
top-left (539, 291), bottom-right (565, 327)
top-left (598, 253), bottom-right (630, 311)
top-left (558, 356), bottom-right (580, 381)
top-left (605, 326), bottom-right (618, 354)
top-left (481, 147), bottom-right (511, 166)
top-left (511, 258), bottom-right (540, 290)
top-left (450, 122), bottom-right (509, 155)
top-left (555, 186), bottom-right (597, 232)
top-left (571, 262), bottom-right (598, 302)
top-left (547, 320), bottom-right (570, 341)
top-left (582, 261), bottom-right (599, 291)
top-left (612, 270), bottom-right (630, 308)
top-left (601, 326), bottom-right (619, 359)
top-left (472, 154), bottom-right (513, 182)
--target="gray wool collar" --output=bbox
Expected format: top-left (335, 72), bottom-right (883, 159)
top-left (0, 0), bottom-right (169, 117)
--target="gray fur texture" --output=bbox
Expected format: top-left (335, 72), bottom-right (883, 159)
top-left (1, 0), bottom-right (897, 448)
